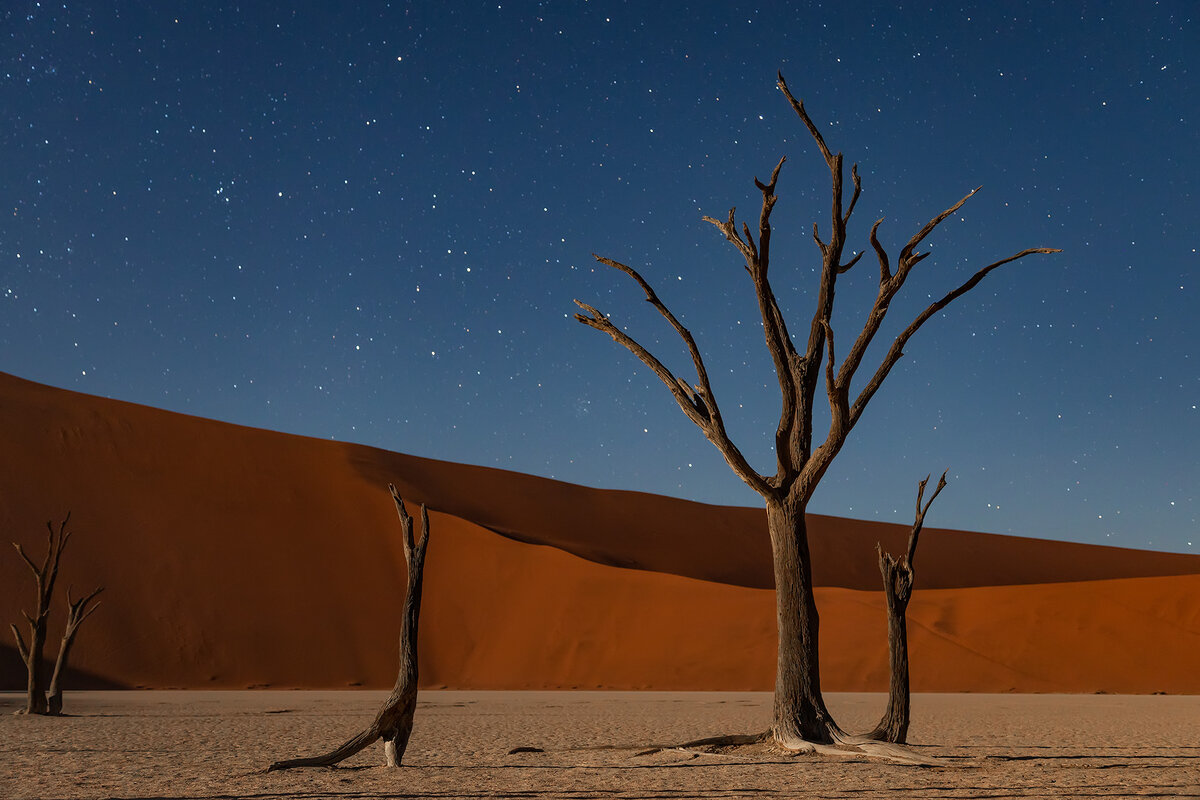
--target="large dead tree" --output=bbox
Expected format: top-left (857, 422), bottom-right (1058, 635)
top-left (269, 485), bottom-right (430, 770)
top-left (866, 471), bottom-right (947, 744)
top-left (10, 513), bottom-right (103, 716)
top-left (575, 73), bottom-right (1059, 749)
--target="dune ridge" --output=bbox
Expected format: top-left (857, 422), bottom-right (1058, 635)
top-left (2, 371), bottom-right (1198, 693)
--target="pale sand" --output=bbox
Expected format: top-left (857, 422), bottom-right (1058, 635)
top-left (3, 691), bottom-right (1198, 799)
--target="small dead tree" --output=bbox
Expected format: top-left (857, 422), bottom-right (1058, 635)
top-left (576, 72), bottom-right (1059, 749)
top-left (269, 484), bottom-right (430, 771)
top-left (47, 586), bottom-right (106, 715)
top-left (10, 513), bottom-right (103, 716)
top-left (866, 471), bottom-right (947, 744)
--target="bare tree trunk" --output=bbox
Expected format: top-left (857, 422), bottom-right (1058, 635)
top-left (46, 587), bottom-right (104, 716)
top-left (269, 485), bottom-right (429, 771)
top-left (866, 472), bottom-right (947, 744)
top-left (868, 549), bottom-right (914, 743)
top-left (767, 495), bottom-right (840, 746)
top-left (10, 617), bottom-right (49, 715)
top-left (10, 515), bottom-right (73, 716)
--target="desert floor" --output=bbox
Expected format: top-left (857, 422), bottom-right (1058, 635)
top-left (3, 690), bottom-right (1199, 799)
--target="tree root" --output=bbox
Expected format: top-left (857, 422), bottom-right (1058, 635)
top-left (633, 732), bottom-right (770, 757)
top-left (775, 728), bottom-right (948, 766)
top-left (515, 729), bottom-right (946, 767)
top-left (268, 729), bottom-right (379, 771)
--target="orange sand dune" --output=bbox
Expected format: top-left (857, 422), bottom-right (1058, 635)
top-left (2, 371), bottom-right (1198, 693)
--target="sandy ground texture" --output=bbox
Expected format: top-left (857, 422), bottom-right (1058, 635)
top-left (3, 691), bottom-right (1199, 799)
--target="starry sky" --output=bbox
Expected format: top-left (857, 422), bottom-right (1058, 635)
top-left (2, 2), bottom-right (1196, 553)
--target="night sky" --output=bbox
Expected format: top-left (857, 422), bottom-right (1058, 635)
top-left (3, 2), bottom-right (1196, 553)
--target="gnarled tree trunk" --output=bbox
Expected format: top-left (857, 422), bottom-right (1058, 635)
top-left (867, 472), bottom-right (947, 744)
top-left (269, 485), bottom-right (429, 770)
top-left (869, 551), bottom-right (914, 743)
top-left (11, 613), bottom-right (49, 715)
top-left (767, 495), bottom-right (839, 745)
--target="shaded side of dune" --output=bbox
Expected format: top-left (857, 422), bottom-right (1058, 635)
top-left (357, 445), bottom-right (1200, 590)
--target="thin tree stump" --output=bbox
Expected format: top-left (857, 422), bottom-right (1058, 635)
top-left (866, 471), bottom-right (947, 744)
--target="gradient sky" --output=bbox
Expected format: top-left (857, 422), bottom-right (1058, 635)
top-left (2, 2), bottom-right (1195, 553)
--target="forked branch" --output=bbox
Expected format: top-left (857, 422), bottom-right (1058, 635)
top-left (897, 188), bottom-right (979, 274)
top-left (574, 260), bottom-right (770, 497)
top-left (907, 471), bottom-right (948, 567)
top-left (848, 246), bottom-right (1061, 430)
top-left (10, 624), bottom-right (29, 662)
top-left (703, 154), bottom-right (802, 480)
top-left (592, 254), bottom-right (720, 423)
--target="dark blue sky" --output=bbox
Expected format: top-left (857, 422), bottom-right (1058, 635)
top-left (3, 2), bottom-right (1195, 552)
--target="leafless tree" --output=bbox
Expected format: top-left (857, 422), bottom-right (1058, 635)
top-left (269, 485), bottom-right (430, 770)
top-left (47, 586), bottom-right (106, 715)
top-left (576, 72), bottom-right (1059, 749)
top-left (866, 471), bottom-right (947, 744)
top-left (10, 513), bottom-right (103, 716)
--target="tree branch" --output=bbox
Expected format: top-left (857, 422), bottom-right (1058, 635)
top-left (753, 156), bottom-right (787, 277)
top-left (574, 285), bottom-right (770, 497)
top-left (593, 255), bottom-right (722, 412)
top-left (837, 250), bottom-right (864, 274)
top-left (819, 320), bottom-right (841, 426)
top-left (391, 485), bottom-right (416, 560)
top-left (776, 72), bottom-right (834, 169)
top-left (843, 164), bottom-right (862, 226)
top-left (869, 218), bottom-right (891, 283)
top-left (907, 471), bottom-right (948, 568)
top-left (702, 207), bottom-right (757, 264)
top-left (849, 247), bottom-right (1062, 428)
top-left (64, 586), bottom-right (105, 635)
top-left (896, 187), bottom-right (979, 275)
top-left (12, 542), bottom-right (39, 575)
top-left (836, 190), bottom-right (985, 404)
top-left (704, 157), bottom-right (801, 486)
top-left (10, 624), bottom-right (29, 663)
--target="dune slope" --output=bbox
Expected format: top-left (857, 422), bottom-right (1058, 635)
top-left (2, 371), bottom-right (1198, 692)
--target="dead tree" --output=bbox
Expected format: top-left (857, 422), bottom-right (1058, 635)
top-left (866, 471), bottom-right (947, 744)
top-left (575, 72), bottom-right (1060, 749)
top-left (10, 513), bottom-right (102, 716)
top-left (269, 484), bottom-right (430, 771)
top-left (47, 586), bottom-right (105, 715)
